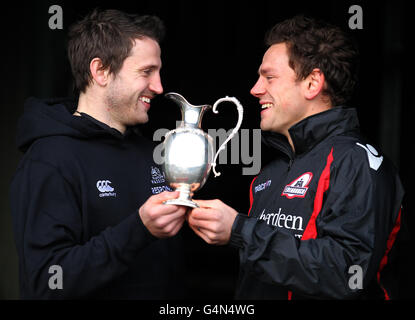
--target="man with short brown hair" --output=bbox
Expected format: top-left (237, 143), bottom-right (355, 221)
top-left (188, 15), bottom-right (404, 299)
top-left (10, 8), bottom-right (186, 299)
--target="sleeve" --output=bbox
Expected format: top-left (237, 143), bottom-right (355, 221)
top-left (229, 147), bottom-right (404, 299)
top-left (10, 159), bottom-right (157, 299)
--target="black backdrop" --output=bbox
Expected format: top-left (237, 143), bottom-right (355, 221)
top-left (1, 0), bottom-right (413, 300)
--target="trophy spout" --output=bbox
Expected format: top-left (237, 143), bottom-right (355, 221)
top-left (165, 92), bottom-right (211, 128)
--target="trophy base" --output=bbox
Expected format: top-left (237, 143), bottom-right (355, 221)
top-left (163, 198), bottom-right (199, 208)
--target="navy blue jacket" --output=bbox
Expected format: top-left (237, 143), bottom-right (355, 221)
top-left (10, 97), bottom-right (185, 299)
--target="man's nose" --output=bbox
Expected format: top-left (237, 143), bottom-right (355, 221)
top-left (250, 77), bottom-right (265, 98)
top-left (149, 73), bottom-right (163, 95)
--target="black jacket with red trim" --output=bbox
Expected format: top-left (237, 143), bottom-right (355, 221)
top-left (229, 106), bottom-right (404, 299)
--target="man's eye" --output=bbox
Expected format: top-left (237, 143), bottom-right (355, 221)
top-left (140, 68), bottom-right (155, 76)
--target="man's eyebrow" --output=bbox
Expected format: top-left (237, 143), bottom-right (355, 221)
top-left (258, 67), bottom-right (274, 75)
top-left (139, 64), bottom-right (161, 71)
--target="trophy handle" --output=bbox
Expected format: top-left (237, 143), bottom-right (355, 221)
top-left (211, 96), bottom-right (244, 177)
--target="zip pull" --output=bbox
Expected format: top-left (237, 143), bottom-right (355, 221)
top-left (288, 159), bottom-right (294, 171)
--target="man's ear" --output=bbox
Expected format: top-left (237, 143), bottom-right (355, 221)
top-left (303, 68), bottom-right (325, 100)
top-left (89, 58), bottom-right (110, 87)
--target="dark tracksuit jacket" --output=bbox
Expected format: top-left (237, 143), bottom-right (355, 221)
top-left (229, 107), bottom-right (404, 299)
top-left (9, 97), bottom-right (185, 299)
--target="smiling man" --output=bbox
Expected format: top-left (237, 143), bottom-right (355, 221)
top-left (187, 15), bottom-right (405, 299)
top-left (254, 41), bottom-right (331, 149)
top-left (75, 36), bottom-right (163, 130)
top-left (10, 9), bottom-right (187, 299)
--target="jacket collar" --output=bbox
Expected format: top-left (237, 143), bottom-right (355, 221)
top-left (262, 106), bottom-right (360, 157)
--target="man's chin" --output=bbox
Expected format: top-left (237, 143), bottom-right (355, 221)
top-left (127, 114), bottom-right (149, 126)
top-left (136, 117), bottom-right (149, 125)
top-left (260, 121), bottom-right (270, 132)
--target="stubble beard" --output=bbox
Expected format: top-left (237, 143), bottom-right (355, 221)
top-left (105, 82), bottom-right (146, 126)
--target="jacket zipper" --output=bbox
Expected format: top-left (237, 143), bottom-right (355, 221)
top-left (270, 143), bottom-right (295, 171)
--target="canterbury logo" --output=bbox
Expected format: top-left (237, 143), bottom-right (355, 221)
top-left (96, 180), bottom-right (114, 192)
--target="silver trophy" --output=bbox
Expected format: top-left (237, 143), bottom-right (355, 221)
top-left (161, 92), bottom-right (243, 208)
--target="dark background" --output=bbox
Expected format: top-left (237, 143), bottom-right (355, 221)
top-left (1, 0), bottom-right (413, 299)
